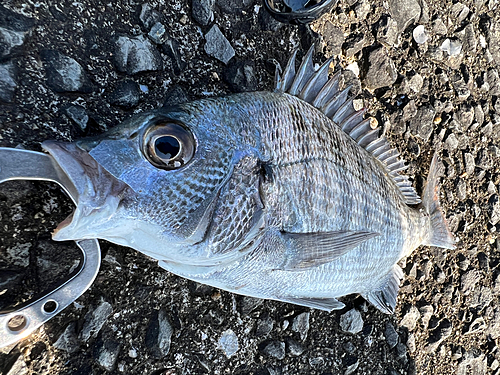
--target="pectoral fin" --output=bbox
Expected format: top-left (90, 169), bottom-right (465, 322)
top-left (280, 230), bottom-right (380, 270)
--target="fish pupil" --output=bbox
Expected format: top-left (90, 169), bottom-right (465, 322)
top-left (155, 136), bottom-right (180, 160)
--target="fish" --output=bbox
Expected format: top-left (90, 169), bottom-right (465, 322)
top-left (41, 46), bottom-right (455, 314)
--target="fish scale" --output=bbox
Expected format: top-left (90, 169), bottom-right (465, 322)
top-left (40, 48), bottom-right (455, 314)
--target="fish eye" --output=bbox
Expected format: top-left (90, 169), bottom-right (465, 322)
top-left (143, 123), bottom-right (195, 170)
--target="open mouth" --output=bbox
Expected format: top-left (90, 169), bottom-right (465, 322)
top-left (41, 140), bottom-right (129, 241)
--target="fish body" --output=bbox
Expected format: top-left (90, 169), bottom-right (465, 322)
top-left (43, 48), bottom-right (454, 313)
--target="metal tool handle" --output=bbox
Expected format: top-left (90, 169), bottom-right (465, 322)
top-left (0, 147), bottom-right (101, 348)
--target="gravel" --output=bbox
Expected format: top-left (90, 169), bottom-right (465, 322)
top-left (0, 0), bottom-right (500, 374)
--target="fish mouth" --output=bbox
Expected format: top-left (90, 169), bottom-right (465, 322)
top-left (42, 140), bottom-right (129, 241)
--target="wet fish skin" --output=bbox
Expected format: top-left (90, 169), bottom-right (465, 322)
top-left (42, 50), bottom-right (454, 313)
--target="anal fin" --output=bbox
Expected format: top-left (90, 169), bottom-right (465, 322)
top-left (280, 296), bottom-right (345, 311)
top-left (361, 265), bottom-right (403, 314)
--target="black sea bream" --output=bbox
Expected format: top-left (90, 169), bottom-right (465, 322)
top-left (43, 47), bottom-right (455, 313)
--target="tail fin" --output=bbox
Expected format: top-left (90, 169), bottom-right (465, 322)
top-left (421, 154), bottom-right (455, 249)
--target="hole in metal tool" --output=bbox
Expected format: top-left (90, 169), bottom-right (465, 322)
top-left (42, 300), bottom-right (58, 314)
top-left (7, 314), bottom-right (27, 332)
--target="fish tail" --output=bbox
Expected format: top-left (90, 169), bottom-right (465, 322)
top-left (421, 154), bottom-right (455, 249)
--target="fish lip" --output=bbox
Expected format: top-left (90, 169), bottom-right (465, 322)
top-left (41, 140), bottom-right (129, 240)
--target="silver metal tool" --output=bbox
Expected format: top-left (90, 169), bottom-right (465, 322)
top-left (0, 147), bottom-right (101, 348)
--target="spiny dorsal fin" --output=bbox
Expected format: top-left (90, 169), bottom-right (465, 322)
top-left (275, 47), bottom-right (421, 205)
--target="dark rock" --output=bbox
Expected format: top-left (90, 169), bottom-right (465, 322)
top-left (0, 5), bottom-right (34, 59)
top-left (204, 25), bottom-right (235, 64)
top-left (343, 355), bottom-right (359, 375)
top-left (0, 61), bottom-right (17, 102)
top-left (261, 340), bottom-right (286, 360)
top-left (377, 15), bottom-right (399, 47)
top-left (108, 80), bottom-right (141, 108)
top-left (255, 315), bottom-right (274, 337)
top-left (163, 85), bottom-right (189, 107)
top-left (388, 0), bottom-right (421, 33)
top-left (424, 319), bottom-right (452, 353)
top-left (138, 3), bottom-right (162, 30)
top-left (364, 47), bottom-right (397, 90)
top-left (291, 312), bottom-right (310, 341)
top-left (145, 308), bottom-right (173, 358)
top-left (384, 322), bottom-right (399, 349)
top-left (162, 37), bottom-right (186, 76)
top-left (286, 339), bottom-right (304, 356)
top-left (343, 34), bottom-right (365, 58)
top-left (93, 333), bottom-right (121, 371)
top-left (323, 22), bottom-right (344, 56)
top-left (79, 300), bottom-right (113, 342)
top-left (409, 105), bottom-right (435, 140)
top-left (53, 322), bottom-right (79, 353)
top-left (258, 6), bottom-right (283, 32)
top-left (114, 35), bottom-right (162, 75)
top-left (192, 0), bottom-right (214, 26)
top-left (339, 309), bottom-right (363, 334)
top-left (238, 296), bottom-right (264, 315)
top-left (223, 59), bottom-right (258, 93)
top-left (5, 354), bottom-right (28, 375)
top-left (148, 22), bottom-right (169, 44)
top-left (218, 329), bottom-right (239, 357)
top-left (40, 50), bottom-right (92, 93)
top-left (216, 0), bottom-right (253, 14)
top-left (63, 104), bottom-right (89, 131)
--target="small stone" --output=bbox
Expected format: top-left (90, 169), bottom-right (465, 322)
top-left (343, 34), bottom-right (366, 58)
top-left (456, 351), bottom-right (487, 375)
top-left (223, 60), bottom-right (258, 93)
top-left (0, 5), bottom-right (34, 59)
top-left (413, 25), bottom-right (428, 44)
top-left (486, 69), bottom-right (500, 96)
top-left (0, 61), bottom-right (17, 102)
top-left (145, 308), bottom-right (173, 358)
top-left (292, 312), bottom-right (310, 341)
top-left (343, 355), bottom-right (359, 375)
top-left (408, 73), bottom-right (423, 92)
top-left (148, 22), bottom-right (169, 44)
top-left (424, 319), bottom-right (452, 353)
top-left (255, 315), bottom-right (274, 337)
top-left (6, 354), bottom-right (28, 375)
top-left (355, 0), bottom-right (371, 21)
top-left (63, 104), bottom-right (89, 131)
top-left (409, 105), bottom-right (435, 140)
top-left (460, 269), bottom-right (481, 295)
top-left (138, 3), bottom-right (162, 30)
top-left (406, 333), bottom-right (416, 353)
top-left (450, 3), bottom-right (469, 23)
top-left (163, 85), bottom-right (189, 107)
top-left (489, 195), bottom-right (500, 225)
top-left (192, 0), bottom-right (214, 26)
top-left (108, 80), bottom-right (141, 108)
top-left (257, 5), bottom-right (283, 32)
top-left (445, 133), bottom-right (459, 150)
top-left (162, 37), bottom-right (186, 76)
top-left (459, 23), bottom-right (477, 54)
top-left (79, 300), bottom-right (113, 342)
top-left (400, 306), bottom-right (420, 331)
top-left (322, 22), bottom-right (345, 56)
top-left (388, 0), bottom-right (421, 33)
top-left (54, 322), bottom-right (79, 353)
top-left (217, 0), bottom-right (253, 14)
top-left (487, 20), bottom-right (500, 62)
top-left (419, 305), bottom-right (433, 328)
top-left (440, 38), bottom-right (463, 56)
top-left (464, 152), bottom-right (475, 176)
top-left (384, 322), bottom-right (399, 349)
top-left (114, 35), bottom-right (162, 75)
top-left (41, 50), bottom-right (92, 93)
top-left (340, 309), bottom-right (363, 334)
top-left (364, 47), bottom-right (397, 90)
top-left (218, 329), bottom-right (239, 358)
top-left (377, 16), bottom-right (399, 47)
top-left (261, 340), bottom-right (286, 360)
top-left (238, 296), bottom-right (263, 315)
top-left (287, 339), bottom-right (305, 356)
top-left (93, 334), bottom-right (121, 371)
top-left (432, 18), bottom-right (447, 35)
top-left (204, 25), bottom-right (235, 64)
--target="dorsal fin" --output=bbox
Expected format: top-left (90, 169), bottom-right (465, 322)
top-left (275, 47), bottom-right (422, 205)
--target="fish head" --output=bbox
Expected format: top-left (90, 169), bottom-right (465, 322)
top-left (42, 103), bottom-right (244, 261)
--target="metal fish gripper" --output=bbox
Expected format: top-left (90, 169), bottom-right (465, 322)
top-left (0, 147), bottom-right (101, 348)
